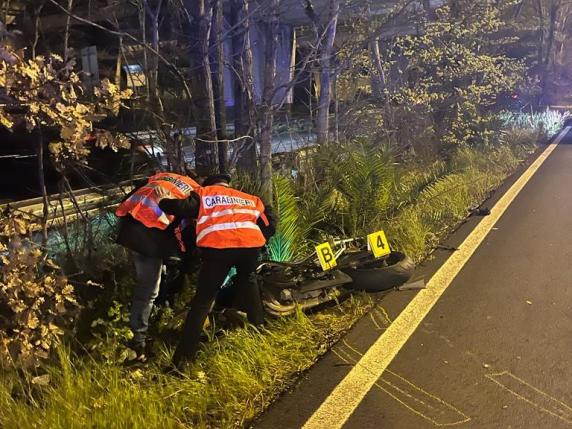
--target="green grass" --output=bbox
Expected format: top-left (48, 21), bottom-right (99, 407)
top-left (0, 297), bottom-right (374, 429)
top-left (387, 142), bottom-right (534, 262)
top-left (0, 131), bottom-right (538, 429)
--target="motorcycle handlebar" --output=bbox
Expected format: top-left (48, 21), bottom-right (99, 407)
top-left (258, 236), bottom-right (366, 272)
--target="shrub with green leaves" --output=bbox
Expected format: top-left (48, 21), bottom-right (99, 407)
top-left (86, 301), bottom-right (134, 365)
top-left (383, 3), bottom-right (525, 147)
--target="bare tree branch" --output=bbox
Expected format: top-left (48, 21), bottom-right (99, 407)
top-left (45, 0), bottom-right (194, 102)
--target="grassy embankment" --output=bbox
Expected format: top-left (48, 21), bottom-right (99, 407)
top-left (0, 122), bottom-right (550, 428)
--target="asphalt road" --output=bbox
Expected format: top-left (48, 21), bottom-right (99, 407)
top-left (255, 134), bottom-right (572, 429)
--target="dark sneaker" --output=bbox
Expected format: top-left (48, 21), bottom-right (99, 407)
top-left (126, 340), bottom-right (148, 363)
top-left (217, 308), bottom-right (248, 328)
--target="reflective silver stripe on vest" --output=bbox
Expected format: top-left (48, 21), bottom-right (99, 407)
top-left (158, 212), bottom-right (171, 226)
top-left (197, 208), bottom-right (261, 225)
top-left (196, 221), bottom-right (261, 243)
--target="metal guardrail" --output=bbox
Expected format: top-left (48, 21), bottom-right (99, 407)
top-left (549, 105), bottom-right (572, 110)
top-left (0, 180), bottom-right (136, 229)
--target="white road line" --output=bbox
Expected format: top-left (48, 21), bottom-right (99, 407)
top-left (302, 126), bottom-right (571, 429)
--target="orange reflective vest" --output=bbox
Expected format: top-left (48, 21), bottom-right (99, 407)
top-left (195, 185), bottom-right (269, 249)
top-left (116, 173), bottom-right (200, 230)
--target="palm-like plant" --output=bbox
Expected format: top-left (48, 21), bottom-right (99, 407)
top-left (234, 173), bottom-right (317, 262)
top-left (236, 142), bottom-right (394, 259)
top-left (311, 142), bottom-right (394, 237)
top-left (267, 175), bottom-right (316, 262)
top-left (392, 160), bottom-right (450, 213)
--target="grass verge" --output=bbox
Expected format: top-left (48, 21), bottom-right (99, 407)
top-left (0, 139), bottom-right (538, 429)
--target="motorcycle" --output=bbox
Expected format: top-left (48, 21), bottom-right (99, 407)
top-left (216, 238), bottom-right (416, 318)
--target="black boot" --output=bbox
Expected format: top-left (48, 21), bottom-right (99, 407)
top-left (126, 339), bottom-right (148, 363)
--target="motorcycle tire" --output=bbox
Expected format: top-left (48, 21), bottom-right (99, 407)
top-left (340, 251), bottom-right (414, 292)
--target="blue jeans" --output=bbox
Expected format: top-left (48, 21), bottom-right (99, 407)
top-left (129, 252), bottom-right (163, 347)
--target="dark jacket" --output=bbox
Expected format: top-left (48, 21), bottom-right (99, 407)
top-left (115, 179), bottom-right (182, 259)
top-left (159, 190), bottom-right (277, 242)
top-left (116, 214), bottom-right (181, 259)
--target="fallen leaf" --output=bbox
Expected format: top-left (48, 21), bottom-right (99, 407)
top-left (196, 371), bottom-right (208, 384)
top-left (130, 369), bottom-right (144, 380)
top-left (31, 374), bottom-right (50, 386)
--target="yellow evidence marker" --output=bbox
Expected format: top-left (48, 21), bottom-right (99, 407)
top-left (316, 242), bottom-right (337, 271)
top-left (367, 230), bottom-right (391, 259)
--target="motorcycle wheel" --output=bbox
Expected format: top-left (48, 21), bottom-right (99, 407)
top-left (340, 251), bottom-right (414, 292)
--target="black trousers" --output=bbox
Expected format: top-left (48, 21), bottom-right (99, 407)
top-left (173, 247), bottom-right (264, 365)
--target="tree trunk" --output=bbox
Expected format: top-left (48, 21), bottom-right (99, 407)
top-left (63, 176), bottom-right (93, 260)
top-left (31, 2), bottom-right (45, 58)
top-left (544, 2), bottom-right (558, 67)
top-left (139, 2), bottom-right (151, 102)
top-left (369, 39), bottom-right (385, 99)
top-left (145, 1), bottom-right (169, 173)
top-left (552, 2), bottom-right (572, 68)
top-left (333, 74), bottom-right (339, 143)
top-left (367, 3), bottom-right (393, 132)
top-left (115, 36), bottom-right (123, 85)
top-left (212, 0), bottom-right (228, 173)
top-left (63, 0), bottom-right (73, 62)
top-left (259, 5), bottom-right (280, 201)
top-left (536, 0), bottom-right (545, 66)
top-left (186, 0), bottom-right (218, 176)
top-left (316, 0), bottom-right (340, 145)
top-left (57, 179), bottom-right (73, 261)
top-left (146, 0), bottom-right (163, 114)
top-left (366, 0), bottom-right (385, 100)
top-left (231, 0), bottom-right (257, 175)
top-left (36, 129), bottom-right (49, 246)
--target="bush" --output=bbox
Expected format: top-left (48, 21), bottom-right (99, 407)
top-left (0, 212), bottom-right (78, 367)
top-left (86, 301), bottom-right (134, 365)
top-left (303, 142), bottom-right (395, 237)
top-left (498, 109), bottom-right (569, 137)
top-left (267, 175), bottom-right (313, 262)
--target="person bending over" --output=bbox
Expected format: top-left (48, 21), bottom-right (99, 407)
top-left (158, 173), bottom-right (276, 368)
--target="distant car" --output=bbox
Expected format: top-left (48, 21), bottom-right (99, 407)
top-left (136, 143), bottom-right (167, 167)
top-left (137, 143), bottom-right (197, 169)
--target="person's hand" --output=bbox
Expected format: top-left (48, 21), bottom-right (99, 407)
top-left (154, 186), bottom-right (172, 201)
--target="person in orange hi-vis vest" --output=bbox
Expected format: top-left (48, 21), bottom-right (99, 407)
top-left (158, 173), bottom-right (276, 369)
top-left (115, 172), bottom-right (200, 360)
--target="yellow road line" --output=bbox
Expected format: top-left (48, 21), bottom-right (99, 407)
top-left (302, 127), bottom-right (570, 429)
top-left (333, 346), bottom-right (471, 427)
top-left (486, 371), bottom-right (572, 424)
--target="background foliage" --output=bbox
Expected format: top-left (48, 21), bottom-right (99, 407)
top-left (0, 48), bottom-right (132, 168)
